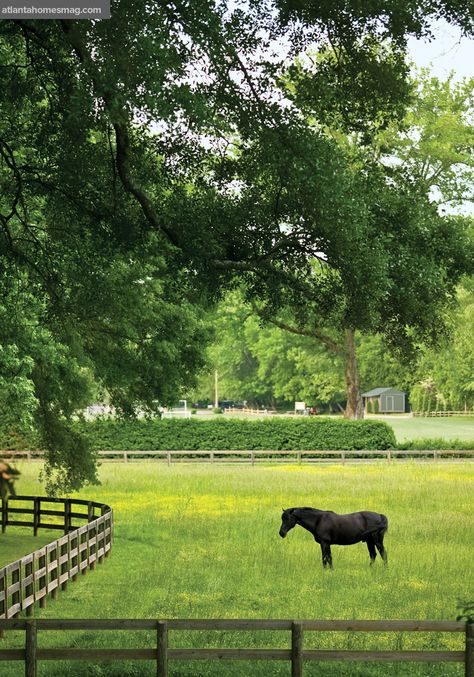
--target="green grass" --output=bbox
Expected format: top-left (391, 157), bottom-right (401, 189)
top-left (0, 531), bottom-right (52, 568)
top-left (370, 415), bottom-right (474, 442)
top-left (1, 460), bottom-right (473, 676)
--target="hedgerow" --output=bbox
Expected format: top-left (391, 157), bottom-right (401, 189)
top-left (77, 417), bottom-right (396, 451)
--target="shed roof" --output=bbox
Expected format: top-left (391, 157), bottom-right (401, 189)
top-left (361, 387), bottom-right (405, 397)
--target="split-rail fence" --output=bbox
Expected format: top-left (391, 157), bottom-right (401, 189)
top-left (2, 448), bottom-right (474, 464)
top-left (0, 617), bottom-right (472, 677)
top-left (0, 497), bottom-right (472, 676)
top-left (0, 495), bottom-right (113, 624)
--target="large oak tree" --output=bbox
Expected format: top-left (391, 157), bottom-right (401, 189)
top-left (1, 1), bottom-right (473, 487)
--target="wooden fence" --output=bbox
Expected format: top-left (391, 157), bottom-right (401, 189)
top-left (413, 411), bottom-right (474, 417)
top-left (0, 496), bottom-right (113, 622)
top-left (0, 618), bottom-right (472, 677)
top-left (225, 407), bottom-right (277, 415)
top-left (2, 449), bottom-right (474, 464)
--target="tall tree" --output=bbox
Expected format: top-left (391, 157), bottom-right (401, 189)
top-left (1, 2), bottom-right (473, 485)
top-left (409, 276), bottom-right (474, 412)
top-left (195, 290), bottom-right (345, 408)
top-left (235, 69), bottom-right (474, 418)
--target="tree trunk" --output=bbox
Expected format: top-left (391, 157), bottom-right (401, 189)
top-left (344, 328), bottom-right (364, 419)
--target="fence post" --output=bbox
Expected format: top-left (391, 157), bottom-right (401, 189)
top-left (291, 621), bottom-right (303, 677)
top-left (87, 502), bottom-right (94, 523)
top-left (64, 499), bottom-right (72, 534)
top-left (12, 564), bottom-right (20, 616)
top-left (157, 620), bottom-right (168, 677)
top-left (25, 619), bottom-right (37, 677)
top-left (2, 497), bottom-right (8, 533)
top-left (33, 498), bottom-right (40, 537)
top-left (61, 540), bottom-right (69, 590)
top-left (81, 527), bottom-right (89, 575)
top-left (50, 545), bottom-right (59, 599)
top-left (0, 569), bottom-right (5, 638)
top-left (25, 559), bottom-right (34, 616)
top-left (38, 552), bottom-right (47, 608)
top-left (466, 621), bottom-right (474, 677)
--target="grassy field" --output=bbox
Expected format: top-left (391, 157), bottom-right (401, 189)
top-left (0, 531), bottom-right (52, 569)
top-left (1, 460), bottom-right (473, 676)
top-left (370, 415), bottom-right (474, 442)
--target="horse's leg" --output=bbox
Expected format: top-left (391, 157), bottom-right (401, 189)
top-left (326, 544), bottom-right (333, 569)
top-left (366, 538), bottom-right (377, 565)
top-left (320, 543), bottom-right (327, 568)
top-left (320, 542), bottom-right (333, 569)
top-left (375, 540), bottom-right (388, 565)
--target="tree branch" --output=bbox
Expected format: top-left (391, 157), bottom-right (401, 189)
top-left (251, 303), bottom-right (344, 355)
top-left (58, 21), bottom-right (181, 249)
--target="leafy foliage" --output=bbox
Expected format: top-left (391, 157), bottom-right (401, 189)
top-left (78, 417), bottom-right (396, 452)
top-left (410, 279), bottom-right (474, 412)
top-left (1, 2), bottom-right (473, 486)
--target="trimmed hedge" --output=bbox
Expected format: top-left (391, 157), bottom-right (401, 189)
top-left (78, 417), bottom-right (396, 451)
top-left (0, 428), bottom-right (39, 451)
top-left (3, 420), bottom-right (474, 454)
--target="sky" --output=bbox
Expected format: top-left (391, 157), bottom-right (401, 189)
top-left (407, 19), bottom-right (474, 80)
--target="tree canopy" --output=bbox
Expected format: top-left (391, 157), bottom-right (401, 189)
top-left (1, 1), bottom-right (474, 488)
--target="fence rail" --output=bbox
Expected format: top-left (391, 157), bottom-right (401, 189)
top-left (2, 449), bottom-right (474, 464)
top-left (0, 496), bottom-right (113, 622)
top-left (0, 617), bottom-right (471, 677)
top-left (413, 411), bottom-right (474, 417)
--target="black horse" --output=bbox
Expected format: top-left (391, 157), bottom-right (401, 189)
top-left (279, 507), bottom-right (388, 568)
top-left (0, 461), bottom-right (21, 501)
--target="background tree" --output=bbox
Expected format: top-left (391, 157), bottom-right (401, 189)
top-left (409, 277), bottom-right (474, 412)
top-left (195, 278), bottom-right (474, 416)
top-left (229, 68), bottom-right (474, 418)
top-left (195, 290), bottom-right (346, 409)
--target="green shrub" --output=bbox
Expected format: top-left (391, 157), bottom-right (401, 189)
top-left (0, 427), bottom-right (40, 450)
top-left (78, 417), bottom-right (396, 451)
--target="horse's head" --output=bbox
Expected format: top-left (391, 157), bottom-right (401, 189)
top-left (279, 508), bottom-right (297, 538)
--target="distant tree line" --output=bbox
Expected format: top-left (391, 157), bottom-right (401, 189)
top-left (192, 276), bottom-right (474, 414)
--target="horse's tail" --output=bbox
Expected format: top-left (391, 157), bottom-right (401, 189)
top-left (362, 514), bottom-right (388, 541)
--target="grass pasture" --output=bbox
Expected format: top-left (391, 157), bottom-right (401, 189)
top-left (1, 460), bottom-right (473, 676)
top-left (372, 415), bottom-right (474, 442)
